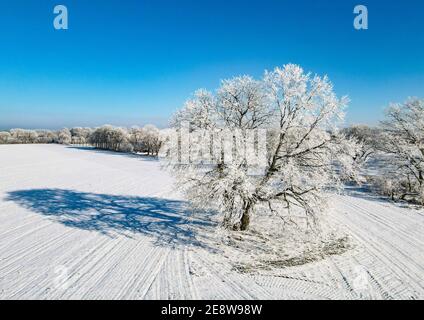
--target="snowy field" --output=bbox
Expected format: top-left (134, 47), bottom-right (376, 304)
top-left (0, 144), bottom-right (423, 300)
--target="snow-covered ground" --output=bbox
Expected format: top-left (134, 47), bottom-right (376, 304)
top-left (0, 144), bottom-right (423, 300)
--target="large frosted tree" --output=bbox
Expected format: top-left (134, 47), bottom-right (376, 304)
top-left (167, 65), bottom-right (357, 231)
top-left (378, 98), bottom-right (424, 203)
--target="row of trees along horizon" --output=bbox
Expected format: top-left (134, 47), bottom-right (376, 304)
top-left (0, 125), bottom-right (163, 156)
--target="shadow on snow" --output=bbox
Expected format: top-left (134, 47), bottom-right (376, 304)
top-left (66, 146), bottom-right (158, 162)
top-left (5, 189), bottom-right (216, 249)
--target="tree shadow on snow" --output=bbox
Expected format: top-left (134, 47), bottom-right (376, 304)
top-left (66, 146), bottom-right (158, 162)
top-left (343, 184), bottom-right (422, 210)
top-left (5, 189), bottom-right (217, 249)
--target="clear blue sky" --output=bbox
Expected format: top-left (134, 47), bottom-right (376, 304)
top-left (0, 0), bottom-right (423, 129)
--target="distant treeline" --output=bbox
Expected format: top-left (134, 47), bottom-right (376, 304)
top-left (0, 125), bottom-right (164, 156)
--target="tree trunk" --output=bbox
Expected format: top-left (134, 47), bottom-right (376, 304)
top-left (239, 202), bottom-right (252, 231)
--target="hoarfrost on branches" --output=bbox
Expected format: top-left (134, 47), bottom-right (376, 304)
top-left (377, 98), bottom-right (424, 204)
top-left (165, 64), bottom-right (358, 231)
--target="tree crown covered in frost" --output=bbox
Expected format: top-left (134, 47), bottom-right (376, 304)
top-left (376, 98), bottom-right (424, 203)
top-left (164, 64), bottom-right (359, 230)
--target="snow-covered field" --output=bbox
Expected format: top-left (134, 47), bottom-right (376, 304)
top-left (0, 144), bottom-right (423, 300)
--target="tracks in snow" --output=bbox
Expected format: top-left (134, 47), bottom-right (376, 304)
top-left (0, 145), bottom-right (423, 299)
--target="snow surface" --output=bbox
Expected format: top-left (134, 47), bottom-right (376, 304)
top-left (0, 144), bottom-right (423, 300)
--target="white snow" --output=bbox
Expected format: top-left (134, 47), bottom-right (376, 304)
top-left (0, 144), bottom-right (423, 299)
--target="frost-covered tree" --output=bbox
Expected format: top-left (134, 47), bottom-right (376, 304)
top-left (88, 125), bottom-right (133, 152)
top-left (166, 65), bottom-right (355, 231)
top-left (340, 125), bottom-right (381, 182)
top-left (10, 129), bottom-right (38, 144)
top-left (342, 125), bottom-right (378, 165)
top-left (129, 127), bottom-right (145, 152)
top-left (58, 128), bottom-right (72, 145)
top-left (1, 129), bottom-right (58, 144)
top-left (0, 131), bottom-right (11, 144)
top-left (70, 127), bottom-right (92, 145)
top-left (142, 124), bottom-right (162, 156)
top-left (36, 130), bottom-right (57, 144)
top-left (378, 98), bottom-right (424, 204)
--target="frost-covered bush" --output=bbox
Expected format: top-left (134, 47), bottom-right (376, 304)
top-left (165, 64), bottom-right (357, 231)
top-left (368, 176), bottom-right (399, 200)
top-left (118, 141), bottom-right (134, 153)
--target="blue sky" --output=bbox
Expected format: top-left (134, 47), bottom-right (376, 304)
top-left (0, 0), bottom-right (423, 129)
